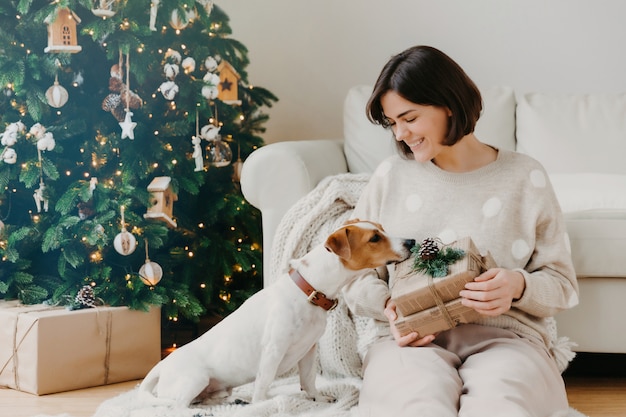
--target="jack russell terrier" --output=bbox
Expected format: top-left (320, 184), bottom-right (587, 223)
top-left (139, 219), bottom-right (414, 407)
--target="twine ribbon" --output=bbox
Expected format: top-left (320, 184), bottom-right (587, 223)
top-left (426, 275), bottom-right (456, 330)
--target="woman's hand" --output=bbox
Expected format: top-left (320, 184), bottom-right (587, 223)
top-left (384, 299), bottom-right (436, 347)
top-left (459, 268), bottom-right (526, 316)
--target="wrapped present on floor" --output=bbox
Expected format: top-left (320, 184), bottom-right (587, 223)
top-left (0, 300), bottom-right (161, 395)
top-left (390, 236), bottom-right (497, 336)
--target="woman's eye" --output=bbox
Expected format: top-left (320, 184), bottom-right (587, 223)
top-left (406, 117), bottom-right (416, 123)
top-left (382, 118), bottom-right (395, 128)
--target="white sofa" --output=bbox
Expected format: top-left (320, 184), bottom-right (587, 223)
top-left (241, 85), bottom-right (626, 354)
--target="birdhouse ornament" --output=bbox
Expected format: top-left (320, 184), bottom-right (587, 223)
top-left (217, 60), bottom-right (241, 104)
top-left (44, 8), bottom-right (82, 54)
top-left (143, 176), bottom-right (177, 228)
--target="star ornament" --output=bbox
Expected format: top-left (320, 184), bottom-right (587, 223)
top-left (119, 111), bottom-right (137, 140)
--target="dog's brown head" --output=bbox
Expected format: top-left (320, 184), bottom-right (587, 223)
top-left (324, 219), bottom-right (415, 270)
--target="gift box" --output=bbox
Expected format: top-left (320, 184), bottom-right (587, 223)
top-left (0, 300), bottom-right (161, 395)
top-left (390, 237), bottom-right (497, 336)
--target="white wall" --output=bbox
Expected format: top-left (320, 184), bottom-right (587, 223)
top-left (221, 0), bottom-right (626, 143)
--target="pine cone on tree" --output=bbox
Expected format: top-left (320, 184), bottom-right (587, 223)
top-left (75, 285), bottom-right (97, 309)
top-left (418, 237), bottom-right (440, 260)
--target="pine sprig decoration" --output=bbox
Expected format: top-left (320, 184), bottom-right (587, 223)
top-left (411, 238), bottom-right (465, 278)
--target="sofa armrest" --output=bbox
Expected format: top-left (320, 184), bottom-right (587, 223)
top-left (241, 139), bottom-right (348, 284)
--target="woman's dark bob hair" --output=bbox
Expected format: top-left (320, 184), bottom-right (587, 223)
top-left (366, 45), bottom-right (482, 158)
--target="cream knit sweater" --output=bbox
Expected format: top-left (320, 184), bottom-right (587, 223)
top-left (343, 149), bottom-right (580, 350)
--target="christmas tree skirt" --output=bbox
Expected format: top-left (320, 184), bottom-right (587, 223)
top-left (32, 375), bottom-right (587, 417)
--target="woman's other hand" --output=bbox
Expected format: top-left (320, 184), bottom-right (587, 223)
top-left (384, 299), bottom-right (437, 347)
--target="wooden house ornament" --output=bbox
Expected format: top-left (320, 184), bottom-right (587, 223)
top-left (143, 176), bottom-right (178, 228)
top-left (217, 60), bottom-right (241, 105)
top-left (44, 8), bottom-right (82, 54)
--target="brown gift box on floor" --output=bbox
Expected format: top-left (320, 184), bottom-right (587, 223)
top-left (390, 237), bottom-right (497, 336)
top-left (0, 300), bottom-right (161, 395)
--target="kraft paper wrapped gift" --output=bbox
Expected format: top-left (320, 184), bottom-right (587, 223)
top-left (390, 237), bottom-right (497, 336)
top-left (0, 300), bottom-right (161, 395)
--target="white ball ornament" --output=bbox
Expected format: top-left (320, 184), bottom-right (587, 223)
top-left (113, 206), bottom-right (137, 255)
top-left (114, 230), bottom-right (137, 255)
top-left (46, 79), bottom-right (69, 108)
top-left (139, 260), bottom-right (163, 286)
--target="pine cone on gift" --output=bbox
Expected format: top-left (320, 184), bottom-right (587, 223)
top-left (75, 285), bottom-right (97, 308)
top-left (418, 237), bottom-right (440, 260)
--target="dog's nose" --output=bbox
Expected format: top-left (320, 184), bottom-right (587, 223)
top-left (404, 239), bottom-right (416, 249)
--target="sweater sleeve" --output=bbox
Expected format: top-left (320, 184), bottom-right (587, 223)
top-left (511, 172), bottom-right (579, 317)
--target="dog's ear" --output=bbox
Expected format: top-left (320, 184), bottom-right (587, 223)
top-left (343, 218), bottom-right (360, 226)
top-left (325, 227), bottom-right (352, 260)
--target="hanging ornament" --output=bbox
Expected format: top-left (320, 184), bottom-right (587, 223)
top-left (202, 105), bottom-right (231, 167)
top-left (118, 51), bottom-right (138, 139)
top-left (217, 60), bottom-right (242, 105)
top-left (144, 176), bottom-right (178, 228)
top-left (119, 110), bottom-right (137, 139)
top-left (113, 206), bottom-right (137, 256)
top-left (44, 8), bottom-right (82, 54)
top-left (170, 9), bottom-right (189, 31)
top-left (33, 180), bottom-right (49, 213)
top-left (139, 239), bottom-right (163, 286)
top-left (232, 139), bottom-right (244, 182)
top-left (149, 0), bottom-right (160, 31)
top-left (205, 136), bottom-right (232, 168)
top-left (92, 0), bottom-right (117, 18)
top-left (33, 148), bottom-right (50, 213)
top-left (45, 75), bottom-right (69, 108)
top-left (192, 109), bottom-right (204, 172)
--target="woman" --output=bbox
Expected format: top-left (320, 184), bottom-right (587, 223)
top-left (343, 45), bottom-right (579, 417)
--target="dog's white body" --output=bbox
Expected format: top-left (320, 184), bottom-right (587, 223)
top-left (139, 220), bottom-right (413, 407)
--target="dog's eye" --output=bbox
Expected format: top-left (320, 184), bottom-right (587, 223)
top-left (369, 234), bottom-right (381, 243)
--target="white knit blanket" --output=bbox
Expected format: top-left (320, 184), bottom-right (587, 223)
top-left (51, 173), bottom-right (582, 417)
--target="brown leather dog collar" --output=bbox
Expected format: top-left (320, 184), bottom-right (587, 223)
top-left (289, 268), bottom-right (338, 311)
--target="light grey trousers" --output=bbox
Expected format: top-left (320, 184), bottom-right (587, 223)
top-left (357, 324), bottom-right (569, 417)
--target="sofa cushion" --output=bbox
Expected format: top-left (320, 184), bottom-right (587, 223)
top-left (549, 173), bottom-right (626, 278)
top-left (343, 85), bottom-right (517, 174)
top-left (516, 92), bottom-right (626, 174)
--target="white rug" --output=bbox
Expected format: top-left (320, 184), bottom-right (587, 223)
top-left (32, 375), bottom-right (588, 417)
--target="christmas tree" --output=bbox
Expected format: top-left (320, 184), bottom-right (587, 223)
top-left (0, 0), bottom-right (277, 333)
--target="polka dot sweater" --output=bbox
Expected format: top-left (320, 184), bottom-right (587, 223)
top-left (343, 149), bottom-right (579, 349)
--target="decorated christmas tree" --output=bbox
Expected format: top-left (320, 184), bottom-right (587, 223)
top-left (0, 0), bottom-right (277, 335)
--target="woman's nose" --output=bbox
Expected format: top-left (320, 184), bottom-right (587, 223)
top-left (394, 124), bottom-right (408, 141)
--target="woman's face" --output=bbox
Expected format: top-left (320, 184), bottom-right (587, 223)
top-left (380, 91), bottom-right (451, 163)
